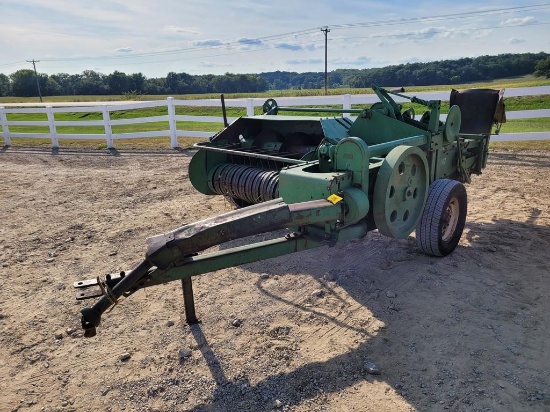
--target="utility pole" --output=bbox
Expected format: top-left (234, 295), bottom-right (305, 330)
top-left (321, 26), bottom-right (330, 95)
top-left (27, 59), bottom-right (43, 102)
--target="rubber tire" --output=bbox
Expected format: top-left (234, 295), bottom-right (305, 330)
top-left (416, 179), bottom-right (467, 256)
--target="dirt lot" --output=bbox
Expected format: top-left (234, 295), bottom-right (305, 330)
top-left (0, 147), bottom-right (549, 412)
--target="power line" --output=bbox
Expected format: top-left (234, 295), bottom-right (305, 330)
top-left (28, 3), bottom-right (550, 65)
top-left (31, 19), bottom-right (549, 74)
top-left (337, 21), bottom-right (550, 42)
top-left (0, 3), bottom-right (547, 75)
top-left (329, 3), bottom-right (550, 31)
top-left (37, 28), bottom-right (320, 63)
top-left (0, 60), bottom-right (27, 70)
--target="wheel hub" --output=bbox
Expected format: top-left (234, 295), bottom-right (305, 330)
top-left (442, 196), bottom-right (460, 242)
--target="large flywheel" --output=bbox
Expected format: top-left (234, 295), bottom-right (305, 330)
top-left (373, 145), bottom-right (429, 239)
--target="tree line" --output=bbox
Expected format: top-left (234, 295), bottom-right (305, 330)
top-left (261, 52), bottom-right (550, 89)
top-left (0, 70), bottom-right (269, 97)
top-left (0, 52), bottom-right (548, 98)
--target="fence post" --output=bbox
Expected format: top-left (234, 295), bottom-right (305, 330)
top-left (246, 98), bottom-right (254, 117)
top-left (0, 106), bottom-right (10, 146)
top-left (343, 94), bottom-right (351, 118)
top-left (46, 106), bottom-right (59, 148)
top-left (102, 106), bottom-right (113, 149)
top-left (167, 97), bottom-right (178, 148)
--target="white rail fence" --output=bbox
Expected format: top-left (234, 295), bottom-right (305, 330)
top-left (1, 87), bottom-right (549, 148)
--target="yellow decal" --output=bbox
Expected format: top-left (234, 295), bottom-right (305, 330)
top-left (327, 194), bottom-right (343, 204)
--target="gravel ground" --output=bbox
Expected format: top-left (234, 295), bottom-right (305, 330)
top-left (0, 147), bottom-right (549, 412)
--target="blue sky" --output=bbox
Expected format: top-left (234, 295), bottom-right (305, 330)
top-left (1, 0), bottom-right (549, 77)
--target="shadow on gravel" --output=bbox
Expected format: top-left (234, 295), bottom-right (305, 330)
top-left (488, 151), bottom-right (550, 168)
top-left (189, 324), bottom-right (228, 387)
top-left (187, 214), bottom-right (550, 411)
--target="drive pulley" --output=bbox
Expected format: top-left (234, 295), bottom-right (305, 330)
top-left (373, 145), bottom-right (429, 239)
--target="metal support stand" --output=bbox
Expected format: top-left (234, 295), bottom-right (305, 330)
top-left (181, 277), bottom-right (198, 324)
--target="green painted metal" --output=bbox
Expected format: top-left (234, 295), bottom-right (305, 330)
top-left (368, 135), bottom-right (427, 158)
top-left (144, 234), bottom-right (328, 286)
top-left (276, 107), bottom-right (364, 114)
top-left (372, 146), bottom-right (429, 239)
top-left (279, 164), bottom-right (351, 205)
top-left (75, 84), bottom-right (505, 337)
top-left (334, 137), bottom-right (370, 189)
top-left (320, 117), bottom-right (354, 143)
top-left (347, 108), bottom-right (431, 146)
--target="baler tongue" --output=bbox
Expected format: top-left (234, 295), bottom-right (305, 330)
top-left (76, 198), bottom-right (342, 336)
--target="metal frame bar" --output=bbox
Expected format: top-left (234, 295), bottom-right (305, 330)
top-left (193, 142), bottom-right (307, 165)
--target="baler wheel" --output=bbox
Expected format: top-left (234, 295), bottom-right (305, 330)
top-left (416, 179), bottom-right (467, 256)
top-left (373, 145), bottom-right (428, 239)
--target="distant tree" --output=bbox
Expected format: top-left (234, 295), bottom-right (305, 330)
top-left (144, 77), bottom-right (168, 94)
top-left (44, 77), bottom-right (62, 96)
top-left (212, 74), bottom-right (231, 93)
top-left (272, 78), bottom-right (286, 90)
top-left (166, 72), bottom-right (179, 93)
top-left (328, 72), bottom-right (342, 87)
top-left (128, 72), bottom-right (146, 93)
top-left (107, 70), bottom-right (129, 94)
top-left (10, 69), bottom-right (38, 97)
top-left (176, 72), bottom-right (195, 94)
top-left (50, 73), bottom-right (80, 95)
top-left (0, 73), bottom-right (10, 96)
top-left (78, 70), bottom-right (107, 95)
top-left (195, 74), bottom-right (215, 93)
top-left (534, 56), bottom-right (550, 78)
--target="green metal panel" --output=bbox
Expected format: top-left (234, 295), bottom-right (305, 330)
top-left (368, 135), bottom-right (428, 158)
top-left (434, 145), bottom-right (460, 180)
top-left (188, 148), bottom-right (227, 195)
top-left (348, 109), bottom-right (430, 145)
top-left (334, 137), bottom-right (369, 189)
top-left (279, 163), bottom-right (352, 204)
top-left (320, 117), bottom-right (354, 144)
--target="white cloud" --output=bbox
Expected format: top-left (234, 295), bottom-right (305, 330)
top-left (500, 17), bottom-right (536, 26)
top-left (333, 56), bottom-right (373, 66)
top-left (238, 38), bottom-right (263, 47)
top-left (163, 26), bottom-right (201, 35)
top-left (508, 37), bottom-right (525, 44)
top-left (194, 40), bottom-right (224, 47)
top-left (275, 43), bottom-right (304, 51)
top-left (114, 47), bottom-right (134, 53)
top-left (287, 58), bottom-right (323, 65)
top-left (377, 27), bottom-right (449, 42)
top-left (471, 29), bottom-right (493, 40)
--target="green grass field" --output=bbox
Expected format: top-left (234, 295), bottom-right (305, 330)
top-left (1, 75), bottom-right (549, 151)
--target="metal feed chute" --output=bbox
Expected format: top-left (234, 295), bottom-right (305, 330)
top-left (74, 85), bottom-right (505, 337)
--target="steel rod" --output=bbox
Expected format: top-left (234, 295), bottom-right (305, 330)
top-left (181, 277), bottom-right (198, 324)
top-left (276, 107), bottom-right (364, 114)
top-left (193, 143), bottom-right (307, 164)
